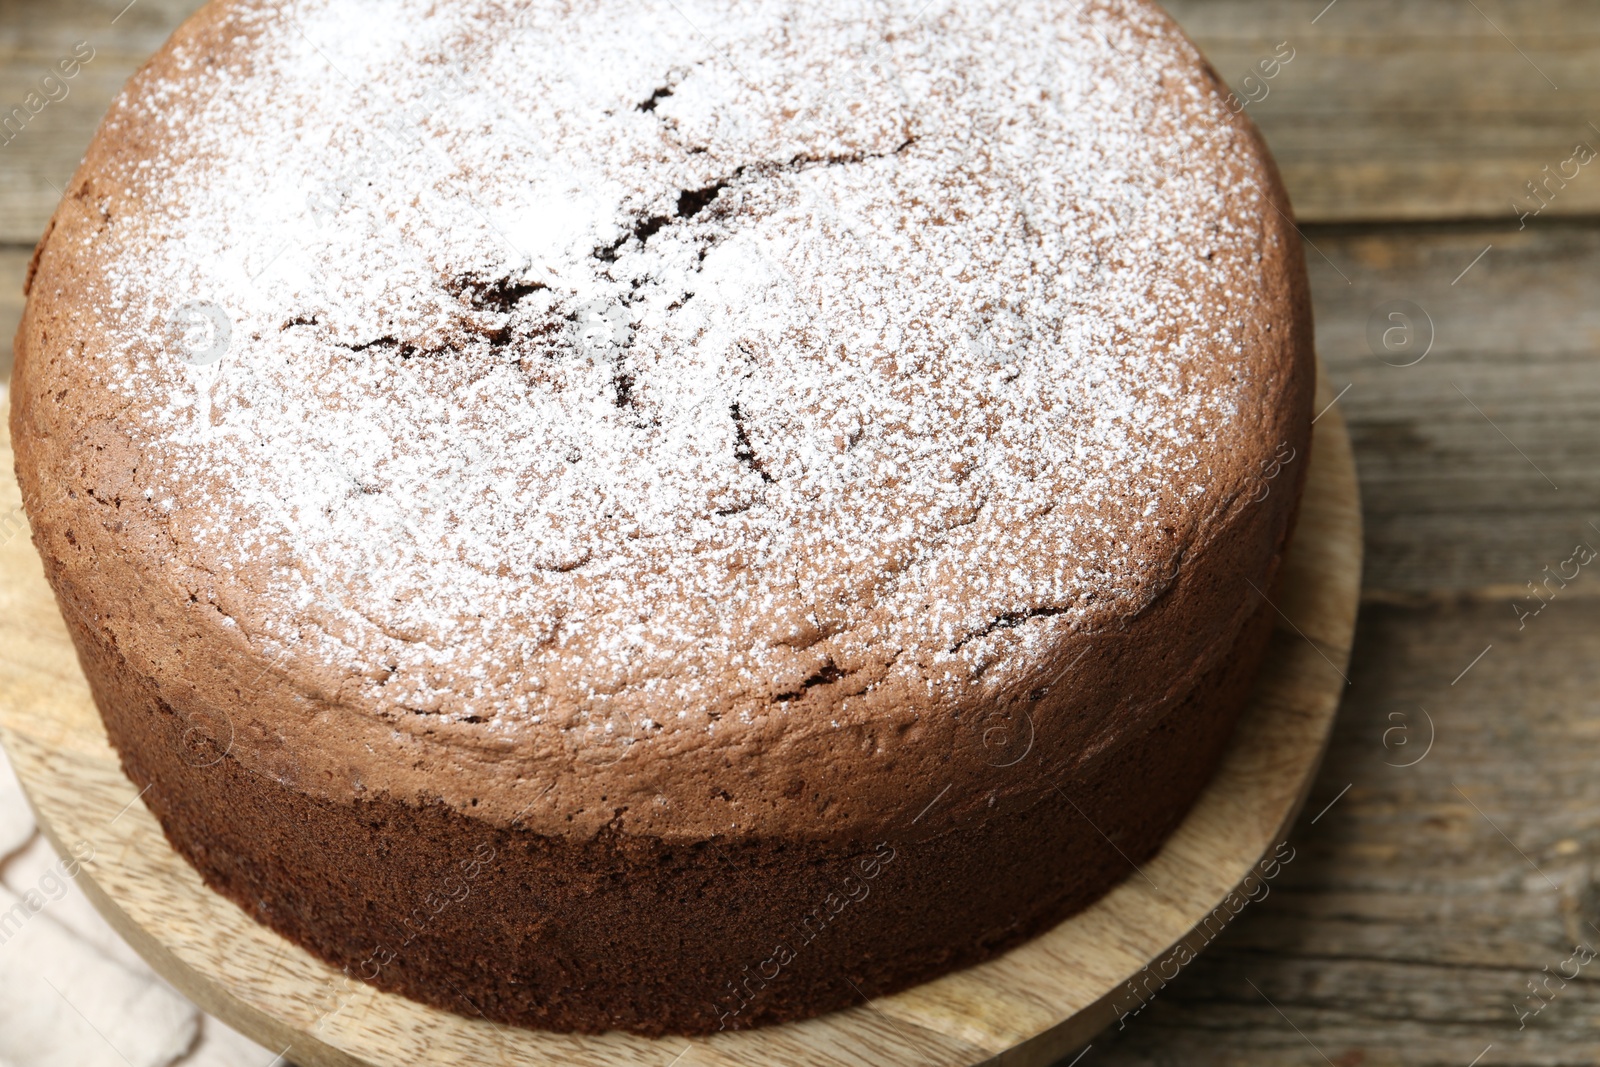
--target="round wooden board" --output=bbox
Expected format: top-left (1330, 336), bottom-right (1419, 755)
top-left (0, 375), bottom-right (1361, 1067)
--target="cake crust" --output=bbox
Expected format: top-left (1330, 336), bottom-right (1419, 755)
top-left (12, 0), bottom-right (1314, 1034)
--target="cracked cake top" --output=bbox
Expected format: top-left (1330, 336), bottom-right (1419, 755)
top-left (14, 0), bottom-right (1312, 838)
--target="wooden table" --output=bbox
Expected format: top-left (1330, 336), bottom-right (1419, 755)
top-left (3, 1), bottom-right (1598, 1064)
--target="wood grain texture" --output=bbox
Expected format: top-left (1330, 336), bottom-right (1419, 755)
top-left (0, 388), bottom-right (1362, 1067)
top-left (1163, 0), bottom-right (1600, 223)
top-left (3, 0), bottom-right (1600, 239)
top-left (1076, 224), bottom-right (1600, 1066)
top-left (1084, 595), bottom-right (1600, 1067)
top-left (0, 0), bottom-right (203, 243)
top-left (1305, 220), bottom-right (1600, 599)
top-left (0, 245), bottom-right (27, 381)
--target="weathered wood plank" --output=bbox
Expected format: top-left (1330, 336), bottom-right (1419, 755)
top-left (1087, 596), bottom-right (1600, 1066)
top-left (0, 0), bottom-right (201, 243)
top-left (1305, 220), bottom-right (1600, 598)
top-left (1166, 0), bottom-right (1600, 223)
top-left (0, 246), bottom-right (28, 383)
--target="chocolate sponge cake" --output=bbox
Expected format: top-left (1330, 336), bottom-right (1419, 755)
top-left (11, 0), bottom-right (1313, 1036)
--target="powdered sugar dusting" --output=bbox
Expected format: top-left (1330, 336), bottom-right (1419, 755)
top-left (78, 0), bottom-right (1280, 781)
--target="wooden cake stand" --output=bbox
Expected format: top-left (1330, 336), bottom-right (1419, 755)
top-left (0, 378), bottom-right (1361, 1067)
